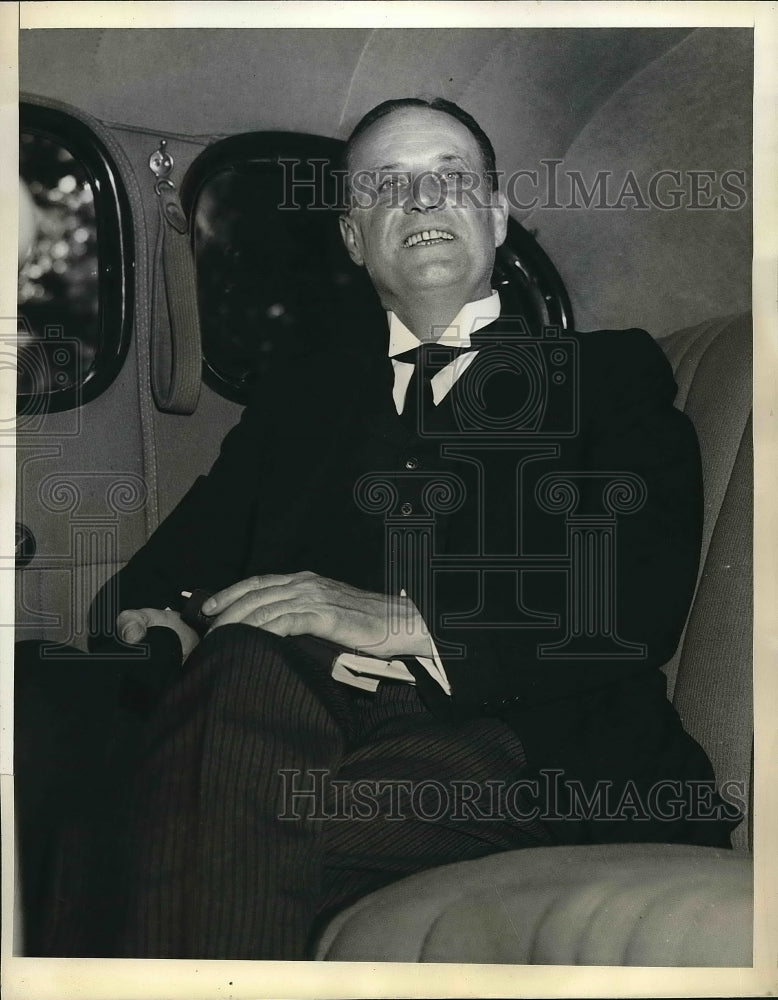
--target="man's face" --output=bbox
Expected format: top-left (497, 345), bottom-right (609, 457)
top-left (339, 107), bottom-right (508, 310)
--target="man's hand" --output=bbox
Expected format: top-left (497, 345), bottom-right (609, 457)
top-left (203, 571), bottom-right (434, 659)
top-left (117, 608), bottom-right (200, 661)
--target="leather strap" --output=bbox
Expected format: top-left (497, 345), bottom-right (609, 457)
top-left (149, 144), bottom-right (202, 414)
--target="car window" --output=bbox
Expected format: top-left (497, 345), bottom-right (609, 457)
top-left (183, 132), bottom-right (383, 403)
top-left (18, 103), bottom-right (134, 414)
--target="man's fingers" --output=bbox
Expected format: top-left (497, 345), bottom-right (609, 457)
top-left (203, 573), bottom-right (305, 616)
top-left (117, 609), bottom-right (147, 644)
top-left (210, 592), bottom-right (311, 630)
top-left (117, 607), bottom-right (183, 643)
top-left (254, 609), bottom-right (319, 638)
top-left (122, 622), bottom-right (146, 643)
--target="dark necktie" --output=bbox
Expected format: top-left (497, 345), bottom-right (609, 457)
top-left (394, 342), bottom-right (472, 434)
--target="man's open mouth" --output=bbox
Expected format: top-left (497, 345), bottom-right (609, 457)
top-left (402, 229), bottom-right (455, 248)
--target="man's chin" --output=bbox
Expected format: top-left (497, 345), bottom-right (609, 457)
top-left (399, 259), bottom-right (471, 292)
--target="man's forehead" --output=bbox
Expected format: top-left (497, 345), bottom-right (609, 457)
top-left (348, 108), bottom-right (482, 169)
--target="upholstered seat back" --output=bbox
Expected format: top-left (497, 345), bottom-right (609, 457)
top-left (659, 314), bottom-right (753, 851)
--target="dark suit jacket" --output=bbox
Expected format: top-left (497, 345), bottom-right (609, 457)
top-left (93, 312), bottom-right (739, 847)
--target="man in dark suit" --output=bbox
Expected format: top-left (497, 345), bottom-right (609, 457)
top-left (21, 98), bottom-right (739, 959)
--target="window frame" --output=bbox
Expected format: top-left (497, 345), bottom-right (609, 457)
top-left (181, 131), bottom-right (353, 404)
top-left (18, 101), bottom-right (135, 413)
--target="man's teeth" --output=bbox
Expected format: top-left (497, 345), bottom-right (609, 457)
top-left (403, 229), bottom-right (455, 248)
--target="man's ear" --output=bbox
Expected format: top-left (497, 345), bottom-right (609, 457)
top-left (339, 213), bottom-right (365, 267)
top-left (491, 190), bottom-right (509, 248)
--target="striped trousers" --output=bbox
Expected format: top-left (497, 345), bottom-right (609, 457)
top-left (21, 625), bottom-right (551, 959)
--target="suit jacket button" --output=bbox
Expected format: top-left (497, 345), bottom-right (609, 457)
top-left (405, 457), bottom-right (420, 470)
top-left (400, 502), bottom-right (413, 516)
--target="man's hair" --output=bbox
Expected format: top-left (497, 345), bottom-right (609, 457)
top-left (343, 97), bottom-right (498, 192)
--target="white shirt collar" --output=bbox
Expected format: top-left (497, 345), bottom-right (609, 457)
top-left (386, 290), bottom-right (500, 358)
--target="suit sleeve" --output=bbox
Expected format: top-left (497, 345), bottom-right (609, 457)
top-left (418, 328), bottom-right (703, 718)
top-left (87, 393), bottom-right (268, 650)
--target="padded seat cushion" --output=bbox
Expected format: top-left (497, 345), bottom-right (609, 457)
top-left (316, 843), bottom-right (752, 966)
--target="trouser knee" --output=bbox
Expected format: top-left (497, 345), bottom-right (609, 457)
top-left (176, 624), bottom-right (344, 733)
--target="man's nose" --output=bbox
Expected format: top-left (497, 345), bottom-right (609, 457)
top-left (402, 171), bottom-right (446, 214)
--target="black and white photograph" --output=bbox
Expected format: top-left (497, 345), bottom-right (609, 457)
top-left (3, 2), bottom-right (776, 998)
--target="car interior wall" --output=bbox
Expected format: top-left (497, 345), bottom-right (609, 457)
top-left (93, 125), bottom-right (245, 526)
top-left (523, 28), bottom-right (753, 338)
top-left (336, 28), bottom-right (694, 195)
top-left (15, 114), bottom-right (241, 646)
top-left (13, 104), bottom-right (164, 646)
top-left (18, 29), bottom-right (372, 137)
top-left (19, 28), bottom-right (689, 140)
top-left (14, 315), bottom-right (149, 647)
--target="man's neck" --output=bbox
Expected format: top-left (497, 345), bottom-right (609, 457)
top-left (388, 286), bottom-right (489, 343)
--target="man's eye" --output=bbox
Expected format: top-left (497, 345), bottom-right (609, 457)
top-left (378, 175), bottom-right (406, 193)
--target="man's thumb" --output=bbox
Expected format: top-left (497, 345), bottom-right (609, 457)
top-left (121, 620), bottom-right (146, 644)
